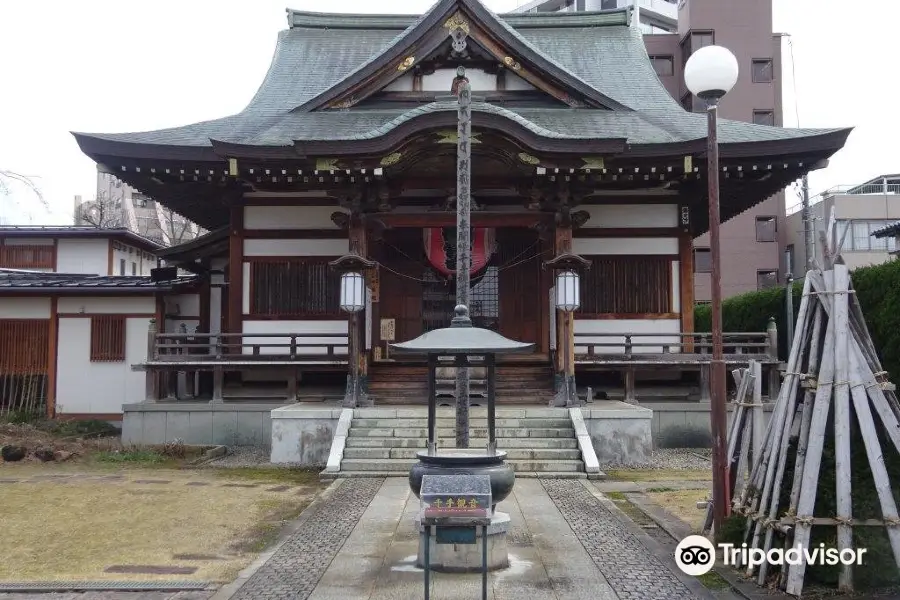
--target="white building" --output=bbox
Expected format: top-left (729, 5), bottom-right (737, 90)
top-left (0, 226), bottom-right (195, 421)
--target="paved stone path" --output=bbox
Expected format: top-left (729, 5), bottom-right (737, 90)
top-left (542, 479), bottom-right (697, 600)
top-left (229, 478), bottom-right (384, 600)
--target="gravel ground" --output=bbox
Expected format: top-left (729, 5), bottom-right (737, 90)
top-left (599, 448), bottom-right (712, 470)
top-left (203, 446), bottom-right (275, 468)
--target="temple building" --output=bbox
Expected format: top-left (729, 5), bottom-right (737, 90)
top-left (68, 0), bottom-right (849, 438)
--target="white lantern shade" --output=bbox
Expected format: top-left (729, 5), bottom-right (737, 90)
top-left (555, 270), bottom-right (580, 313)
top-left (684, 45), bottom-right (739, 100)
top-left (339, 271), bottom-right (365, 313)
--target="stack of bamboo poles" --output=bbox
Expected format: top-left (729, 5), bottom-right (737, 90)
top-left (702, 360), bottom-right (764, 534)
top-left (727, 260), bottom-right (900, 596)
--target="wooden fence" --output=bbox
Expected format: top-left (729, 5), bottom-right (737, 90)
top-left (0, 319), bottom-right (49, 418)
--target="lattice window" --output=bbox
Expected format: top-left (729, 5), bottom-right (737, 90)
top-left (90, 315), bottom-right (126, 362)
top-left (250, 259), bottom-right (341, 317)
top-left (0, 320), bottom-right (49, 373)
top-left (0, 245), bottom-right (54, 269)
top-left (579, 256), bottom-right (672, 315)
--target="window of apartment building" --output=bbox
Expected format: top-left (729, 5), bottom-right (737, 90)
top-left (131, 262), bottom-right (137, 276)
top-left (649, 55), bottom-right (674, 77)
top-left (693, 248), bottom-right (712, 273)
top-left (837, 219), bottom-right (899, 252)
top-left (751, 59), bottom-right (774, 83)
top-left (681, 30), bottom-right (714, 68)
top-left (753, 110), bottom-right (776, 126)
top-left (119, 258), bottom-right (126, 275)
top-left (757, 270), bottom-right (778, 290)
top-left (600, 0), bottom-right (618, 9)
top-left (90, 315), bottom-right (126, 362)
top-left (250, 259), bottom-right (341, 317)
top-left (756, 216), bottom-right (777, 242)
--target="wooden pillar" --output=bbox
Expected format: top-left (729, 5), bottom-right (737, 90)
top-left (679, 231), bottom-right (695, 350)
top-left (46, 297), bottom-right (58, 419)
top-left (349, 218), bottom-right (369, 383)
top-left (554, 224), bottom-right (573, 379)
top-left (227, 204), bottom-right (244, 338)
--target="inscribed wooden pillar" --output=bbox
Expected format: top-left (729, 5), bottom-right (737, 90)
top-left (678, 232), bottom-right (695, 351)
top-left (227, 204), bottom-right (243, 338)
top-left (554, 224), bottom-right (574, 378)
top-left (349, 218), bottom-right (369, 380)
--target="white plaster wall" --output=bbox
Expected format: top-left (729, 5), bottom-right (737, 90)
top-left (572, 238), bottom-right (678, 255)
top-left (56, 238), bottom-right (109, 275)
top-left (165, 294), bottom-right (200, 318)
top-left (243, 239), bottom-right (349, 257)
top-left (505, 72), bottom-right (536, 91)
top-left (55, 316), bottom-right (149, 415)
top-left (384, 74), bottom-right (414, 92)
top-left (241, 320), bottom-right (348, 356)
top-left (58, 296), bottom-right (155, 314)
top-left (243, 206), bottom-right (345, 230)
top-left (422, 68), bottom-right (496, 91)
top-left (671, 260), bottom-right (680, 313)
top-left (575, 319), bottom-right (681, 354)
top-left (580, 204), bottom-right (678, 228)
top-left (0, 297), bottom-right (51, 318)
top-left (242, 262), bottom-right (251, 314)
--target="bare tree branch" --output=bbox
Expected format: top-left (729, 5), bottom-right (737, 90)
top-left (77, 191), bottom-right (125, 229)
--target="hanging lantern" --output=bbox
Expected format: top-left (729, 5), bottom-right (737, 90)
top-left (339, 271), bottom-right (365, 313)
top-left (555, 269), bottom-right (580, 313)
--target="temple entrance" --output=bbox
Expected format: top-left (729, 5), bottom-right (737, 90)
top-left (373, 227), bottom-right (547, 358)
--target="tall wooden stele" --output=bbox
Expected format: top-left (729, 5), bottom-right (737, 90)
top-left (731, 227), bottom-right (900, 597)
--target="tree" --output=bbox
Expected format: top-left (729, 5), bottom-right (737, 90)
top-left (0, 169), bottom-right (49, 224)
top-left (76, 191), bottom-right (125, 229)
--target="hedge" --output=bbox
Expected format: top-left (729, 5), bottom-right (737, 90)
top-left (695, 259), bottom-right (900, 383)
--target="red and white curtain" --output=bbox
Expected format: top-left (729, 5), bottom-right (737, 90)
top-left (423, 227), bottom-right (496, 277)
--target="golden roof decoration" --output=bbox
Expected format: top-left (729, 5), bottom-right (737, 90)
top-left (398, 56), bottom-right (415, 72)
top-left (443, 12), bottom-right (470, 34)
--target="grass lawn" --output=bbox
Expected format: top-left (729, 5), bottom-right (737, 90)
top-left (0, 463), bottom-right (321, 583)
top-left (646, 489), bottom-right (710, 533)
top-left (605, 468), bottom-right (712, 482)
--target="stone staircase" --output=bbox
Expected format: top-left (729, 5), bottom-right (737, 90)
top-left (337, 407), bottom-right (586, 478)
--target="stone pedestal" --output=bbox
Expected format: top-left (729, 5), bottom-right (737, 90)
top-left (415, 512), bottom-right (511, 572)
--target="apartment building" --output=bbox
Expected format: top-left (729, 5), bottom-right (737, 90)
top-left (74, 172), bottom-right (203, 247)
top-left (515, 0), bottom-right (786, 299)
top-left (785, 175), bottom-right (900, 272)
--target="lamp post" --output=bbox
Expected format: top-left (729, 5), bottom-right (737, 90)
top-left (330, 253), bottom-right (376, 408)
top-left (555, 269), bottom-right (580, 407)
top-left (340, 271), bottom-right (365, 407)
top-left (684, 44), bottom-right (739, 537)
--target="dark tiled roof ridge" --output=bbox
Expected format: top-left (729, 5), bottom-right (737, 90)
top-left (286, 6), bottom-right (630, 30)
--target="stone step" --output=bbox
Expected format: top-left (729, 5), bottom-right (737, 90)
top-left (339, 458), bottom-right (585, 473)
top-left (344, 437), bottom-right (579, 449)
top-left (347, 427), bottom-right (575, 439)
top-left (353, 408), bottom-right (570, 419)
top-left (342, 447), bottom-right (582, 460)
top-left (330, 471), bottom-right (588, 480)
top-left (351, 418), bottom-right (573, 429)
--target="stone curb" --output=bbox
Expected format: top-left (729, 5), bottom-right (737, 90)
top-left (580, 480), bottom-right (719, 600)
top-left (208, 479), bottom-right (347, 600)
top-left (623, 491), bottom-right (792, 600)
top-left (189, 445), bottom-right (228, 466)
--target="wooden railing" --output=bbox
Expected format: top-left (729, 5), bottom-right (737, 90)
top-left (151, 332), bottom-right (349, 363)
top-left (574, 330), bottom-right (778, 362)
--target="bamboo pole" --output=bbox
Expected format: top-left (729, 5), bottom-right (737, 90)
top-left (751, 360), bottom-right (764, 465)
top-left (832, 265), bottom-right (854, 591)
top-left (786, 276), bottom-right (838, 596)
top-left (746, 277), bottom-right (815, 573)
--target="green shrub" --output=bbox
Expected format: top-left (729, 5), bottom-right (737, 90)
top-left (695, 259), bottom-right (900, 382)
top-left (95, 448), bottom-right (165, 464)
top-left (657, 425), bottom-right (712, 448)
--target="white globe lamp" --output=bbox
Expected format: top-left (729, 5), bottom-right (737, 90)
top-left (684, 45), bottom-right (739, 101)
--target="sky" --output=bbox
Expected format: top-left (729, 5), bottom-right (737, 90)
top-left (0, 0), bottom-right (896, 224)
